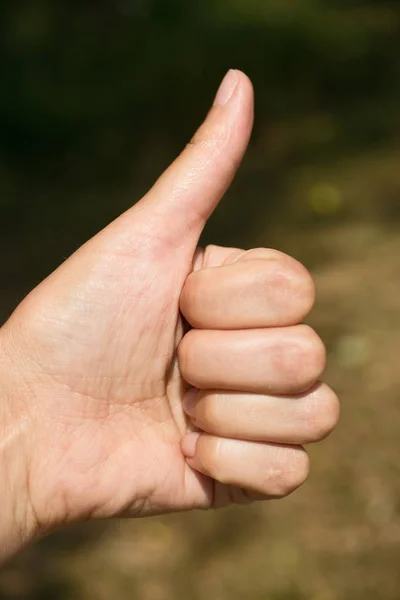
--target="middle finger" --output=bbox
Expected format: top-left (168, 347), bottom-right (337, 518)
top-left (178, 324), bottom-right (326, 395)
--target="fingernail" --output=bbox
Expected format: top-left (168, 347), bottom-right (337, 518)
top-left (213, 70), bottom-right (239, 107)
top-left (183, 387), bottom-right (199, 415)
top-left (181, 432), bottom-right (200, 458)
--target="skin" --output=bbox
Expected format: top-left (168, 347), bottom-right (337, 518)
top-left (0, 70), bottom-right (339, 562)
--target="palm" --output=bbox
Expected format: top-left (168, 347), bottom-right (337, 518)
top-left (18, 231), bottom-right (215, 525)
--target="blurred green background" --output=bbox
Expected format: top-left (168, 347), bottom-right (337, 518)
top-left (2, 1), bottom-right (400, 598)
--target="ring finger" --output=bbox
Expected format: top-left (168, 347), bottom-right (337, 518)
top-left (183, 382), bottom-right (340, 445)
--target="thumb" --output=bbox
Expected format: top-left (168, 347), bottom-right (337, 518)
top-left (130, 70), bottom-right (254, 246)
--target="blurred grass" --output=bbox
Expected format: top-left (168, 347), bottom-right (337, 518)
top-left (2, 1), bottom-right (400, 599)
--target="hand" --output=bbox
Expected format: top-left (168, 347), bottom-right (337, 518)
top-left (0, 70), bottom-right (339, 558)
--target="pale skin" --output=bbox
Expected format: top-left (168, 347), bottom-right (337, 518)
top-left (0, 70), bottom-right (339, 562)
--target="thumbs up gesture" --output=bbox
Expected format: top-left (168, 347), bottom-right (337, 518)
top-left (1, 71), bottom-right (339, 553)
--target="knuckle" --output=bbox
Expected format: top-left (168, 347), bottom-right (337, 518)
top-left (286, 262), bottom-right (315, 316)
top-left (185, 135), bottom-right (210, 152)
top-left (187, 118), bottom-right (232, 157)
top-left (304, 386), bottom-right (340, 442)
top-left (268, 262), bottom-right (315, 321)
top-left (269, 447), bottom-right (310, 498)
top-left (295, 326), bottom-right (326, 384)
top-left (239, 249), bottom-right (315, 321)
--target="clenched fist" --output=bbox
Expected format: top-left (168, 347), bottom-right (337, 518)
top-left (0, 70), bottom-right (339, 561)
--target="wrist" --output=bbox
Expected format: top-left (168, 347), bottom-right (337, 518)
top-left (0, 325), bottom-right (39, 562)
